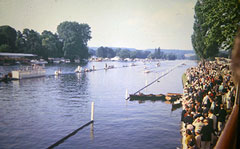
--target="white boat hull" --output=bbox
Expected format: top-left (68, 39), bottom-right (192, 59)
top-left (12, 69), bottom-right (46, 79)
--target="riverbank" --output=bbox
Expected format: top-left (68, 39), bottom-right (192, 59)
top-left (180, 58), bottom-right (234, 149)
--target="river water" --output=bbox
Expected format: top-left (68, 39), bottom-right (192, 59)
top-left (0, 60), bottom-right (196, 149)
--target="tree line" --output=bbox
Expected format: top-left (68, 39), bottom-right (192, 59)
top-left (0, 21), bottom-right (91, 62)
top-left (93, 47), bottom-right (177, 60)
top-left (0, 21), bottom-right (178, 62)
top-left (192, 0), bottom-right (240, 59)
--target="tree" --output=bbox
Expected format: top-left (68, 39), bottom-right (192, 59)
top-left (106, 48), bottom-right (115, 58)
top-left (22, 29), bottom-right (43, 57)
top-left (96, 46), bottom-right (105, 57)
top-left (192, 0), bottom-right (240, 59)
top-left (88, 48), bottom-right (96, 56)
top-left (96, 47), bottom-right (115, 58)
top-left (0, 44), bottom-right (11, 52)
top-left (0, 25), bottom-right (17, 52)
top-left (206, 0), bottom-right (240, 52)
top-left (117, 49), bottom-right (130, 59)
top-left (57, 21), bottom-right (91, 61)
top-left (153, 47), bottom-right (163, 59)
top-left (129, 50), bottom-right (151, 59)
top-left (142, 51), bottom-right (151, 58)
top-left (130, 51), bottom-right (137, 59)
top-left (15, 31), bottom-right (25, 53)
top-left (166, 53), bottom-right (177, 60)
top-left (41, 30), bottom-right (63, 58)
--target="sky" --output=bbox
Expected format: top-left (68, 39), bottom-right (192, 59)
top-left (0, 0), bottom-right (197, 50)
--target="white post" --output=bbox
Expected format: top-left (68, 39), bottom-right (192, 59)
top-left (125, 89), bottom-right (129, 99)
top-left (91, 102), bottom-right (94, 121)
top-left (145, 80), bottom-right (148, 92)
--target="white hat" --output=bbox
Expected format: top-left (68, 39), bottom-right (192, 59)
top-left (187, 124), bottom-right (194, 130)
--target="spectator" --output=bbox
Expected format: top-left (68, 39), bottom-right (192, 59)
top-left (201, 119), bottom-right (211, 149)
top-left (217, 104), bottom-right (227, 134)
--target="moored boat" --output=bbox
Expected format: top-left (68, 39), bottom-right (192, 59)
top-left (0, 73), bottom-right (12, 82)
top-left (130, 63), bottom-right (136, 67)
top-left (171, 98), bottom-right (182, 111)
top-left (12, 64), bottom-right (46, 79)
top-left (30, 59), bottom-right (48, 64)
top-left (165, 93), bottom-right (182, 101)
top-left (144, 70), bottom-right (151, 73)
top-left (129, 93), bottom-right (165, 101)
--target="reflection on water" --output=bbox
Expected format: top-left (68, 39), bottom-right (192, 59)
top-left (0, 60), bottom-right (196, 149)
top-left (90, 123), bottom-right (94, 140)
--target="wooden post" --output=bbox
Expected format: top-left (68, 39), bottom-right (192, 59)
top-left (91, 102), bottom-right (94, 121)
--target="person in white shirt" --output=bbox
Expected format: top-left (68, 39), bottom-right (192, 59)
top-left (195, 129), bottom-right (201, 149)
top-left (192, 117), bottom-right (204, 135)
top-left (208, 110), bottom-right (217, 145)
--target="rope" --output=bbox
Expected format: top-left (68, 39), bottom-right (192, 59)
top-left (126, 62), bottom-right (185, 100)
top-left (47, 121), bottom-right (93, 149)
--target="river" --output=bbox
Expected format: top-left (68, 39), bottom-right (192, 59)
top-left (0, 60), bottom-right (196, 149)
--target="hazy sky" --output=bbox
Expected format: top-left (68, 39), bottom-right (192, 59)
top-left (0, 0), bottom-right (197, 50)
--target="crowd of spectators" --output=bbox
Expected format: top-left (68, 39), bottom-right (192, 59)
top-left (181, 58), bottom-right (235, 149)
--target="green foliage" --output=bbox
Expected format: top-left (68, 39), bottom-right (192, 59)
top-left (95, 47), bottom-right (151, 59)
top-left (153, 47), bottom-right (164, 59)
top-left (0, 22), bottom-right (91, 61)
top-left (117, 49), bottom-right (130, 59)
top-left (166, 53), bottom-right (177, 60)
top-left (57, 21), bottom-right (91, 61)
top-left (0, 25), bottom-right (17, 52)
top-left (0, 44), bottom-right (11, 52)
top-left (41, 30), bottom-right (63, 58)
top-left (147, 53), bottom-right (155, 59)
top-left (88, 48), bottom-right (96, 56)
top-left (93, 47), bottom-right (178, 60)
top-left (96, 47), bottom-right (115, 58)
top-left (22, 29), bottom-right (43, 56)
top-left (15, 31), bottom-right (25, 53)
top-left (192, 0), bottom-right (240, 59)
top-left (130, 50), bottom-right (151, 59)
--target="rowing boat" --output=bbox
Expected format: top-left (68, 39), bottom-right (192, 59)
top-left (129, 93), bottom-right (165, 101)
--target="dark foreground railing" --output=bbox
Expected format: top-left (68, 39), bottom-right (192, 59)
top-left (215, 83), bottom-right (240, 149)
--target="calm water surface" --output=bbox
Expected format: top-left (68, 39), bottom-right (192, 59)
top-left (0, 60), bottom-right (196, 149)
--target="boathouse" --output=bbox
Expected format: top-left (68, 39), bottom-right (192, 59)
top-left (0, 52), bottom-right (36, 65)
